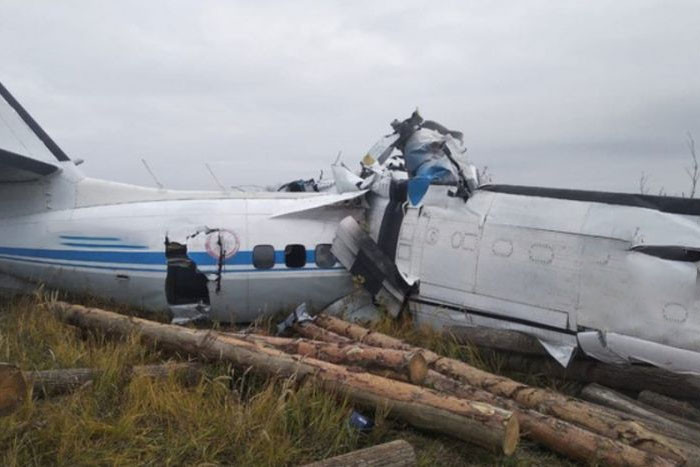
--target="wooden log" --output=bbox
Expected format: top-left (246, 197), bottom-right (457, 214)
top-left (498, 353), bottom-right (700, 402)
top-left (446, 326), bottom-right (547, 356)
top-left (27, 362), bottom-right (203, 397)
top-left (227, 333), bottom-right (428, 384)
top-left (313, 314), bottom-right (690, 465)
top-left (50, 302), bottom-right (519, 455)
top-left (291, 326), bottom-right (678, 465)
top-left (294, 321), bottom-right (353, 344)
top-left (301, 440), bottom-right (416, 467)
top-left (0, 363), bottom-right (27, 417)
top-left (638, 390), bottom-right (700, 425)
top-left (580, 384), bottom-right (700, 446)
top-left (373, 367), bottom-right (676, 467)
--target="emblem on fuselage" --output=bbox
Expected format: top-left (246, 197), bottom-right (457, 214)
top-left (205, 229), bottom-right (240, 260)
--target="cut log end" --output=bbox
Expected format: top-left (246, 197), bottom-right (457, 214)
top-left (503, 415), bottom-right (520, 456)
top-left (0, 363), bottom-right (27, 417)
top-left (407, 352), bottom-right (428, 385)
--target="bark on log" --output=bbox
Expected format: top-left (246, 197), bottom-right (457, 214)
top-left (313, 314), bottom-right (689, 465)
top-left (294, 322), bottom-right (353, 344)
top-left (227, 333), bottom-right (428, 384)
top-left (446, 326), bottom-right (547, 356)
top-left (581, 384), bottom-right (700, 447)
top-left (301, 440), bottom-right (416, 467)
top-left (0, 363), bottom-right (26, 417)
top-left (49, 302), bottom-right (519, 455)
top-left (638, 390), bottom-right (700, 425)
top-left (498, 353), bottom-right (700, 402)
top-left (27, 363), bottom-right (203, 397)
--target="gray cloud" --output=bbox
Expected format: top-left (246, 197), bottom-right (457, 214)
top-left (1, 0), bottom-right (698, 194)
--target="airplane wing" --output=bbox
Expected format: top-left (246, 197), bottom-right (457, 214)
top-left (0, 81), bottom-right (69, 182)
top-left (269, 190), bottom-right (367, 218)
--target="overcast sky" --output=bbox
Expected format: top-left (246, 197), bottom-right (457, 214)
top-left (1, 1), bottom-right (699, 194)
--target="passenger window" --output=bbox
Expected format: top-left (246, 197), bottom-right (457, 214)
top-left (315, 244), bottom-right (336, 268)
top-left (253, 245), bottom-right (275, 269)
top-left (285, 244), bottom-right (306, 268)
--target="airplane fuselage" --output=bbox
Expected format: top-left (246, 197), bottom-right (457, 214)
top-left (371, 184), bottom-right (700, 372)
top-left (0, 176), bottom-right (361, 322)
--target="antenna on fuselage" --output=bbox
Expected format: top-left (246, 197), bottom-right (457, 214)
top-left (205, 163), bottom-right (227, 192)
top-left (141, 158), bottom-right (165, 190)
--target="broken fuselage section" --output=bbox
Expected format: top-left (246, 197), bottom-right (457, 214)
top-left (331, 112), bottom-right (700, 375)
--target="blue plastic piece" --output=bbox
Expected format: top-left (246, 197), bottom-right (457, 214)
top-left (348, 410), bottom-right (374, 432)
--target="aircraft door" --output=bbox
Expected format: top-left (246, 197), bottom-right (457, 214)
top-left (165, 219), bottom-right (248, 324)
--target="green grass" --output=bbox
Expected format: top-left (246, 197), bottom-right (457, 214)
top-left (0, 293), bottom-right (578, 466)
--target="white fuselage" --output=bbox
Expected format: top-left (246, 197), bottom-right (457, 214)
top-left (385, 185), bottom-right (700, 372)
top-left (0, 174), bottom-right (360, 322)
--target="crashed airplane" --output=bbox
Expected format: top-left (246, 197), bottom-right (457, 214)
top-left (1, 80), bottom-right (699, 376)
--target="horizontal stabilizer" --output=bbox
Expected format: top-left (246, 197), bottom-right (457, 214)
top-left (0, 147), bottom-right (59, 182)
top-left (0, 80), bottom-right (71, 183)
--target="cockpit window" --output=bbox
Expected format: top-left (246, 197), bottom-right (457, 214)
top-left (285, 244), bottom-right (306, 268)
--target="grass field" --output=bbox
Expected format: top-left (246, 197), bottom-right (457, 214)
top-left (0, 292), bottom-right (580, 466)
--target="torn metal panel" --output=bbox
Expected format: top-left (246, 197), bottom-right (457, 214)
top-left (277, 302), bottom-right (313, 334)
top-left (332, 216), bottom-right (415, 317)
top-left (170, 303), bottom-right (211, 325)
top-left (321, 289), bottom-right (381, 323)
top-left (375, 111), bottom-right (477, 206)
top-left (578, 331), bottom-right (700, 375)
top-left (410, 299), bottom-right (579, 361)
top-left (537, 339), bottom-right (577, 367)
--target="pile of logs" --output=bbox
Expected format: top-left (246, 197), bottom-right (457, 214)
top-left (5, 301), bottom-right (700, 466)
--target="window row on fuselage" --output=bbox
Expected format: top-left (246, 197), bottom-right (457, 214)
top-left (252, 244), bottom-right (337, 269)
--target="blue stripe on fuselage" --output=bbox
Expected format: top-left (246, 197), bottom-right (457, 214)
top-left (61, 243), bottom-right (149, 249)
top-left (0, 254), bottom-right (343, 274)
top-left (0, 246), bottom-right (329, 269)
top-left (59, 236), bottom-right (122, 241)
top-left (0, 246), bottom-right (252, 266)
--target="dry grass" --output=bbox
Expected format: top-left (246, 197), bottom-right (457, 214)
top-left (1, 293), bottom-right (578, 466)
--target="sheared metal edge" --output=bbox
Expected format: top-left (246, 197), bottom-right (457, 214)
top-left (537, 338), bottom-right (577, 367)
top-left (578, 331), bottom-right (700, 375)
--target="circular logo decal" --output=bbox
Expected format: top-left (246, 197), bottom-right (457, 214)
top-left (205, 229), bottom-right (240, 260)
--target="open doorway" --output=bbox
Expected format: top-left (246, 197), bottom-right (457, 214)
top-left (165, 239), bottom-right (210, 323)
